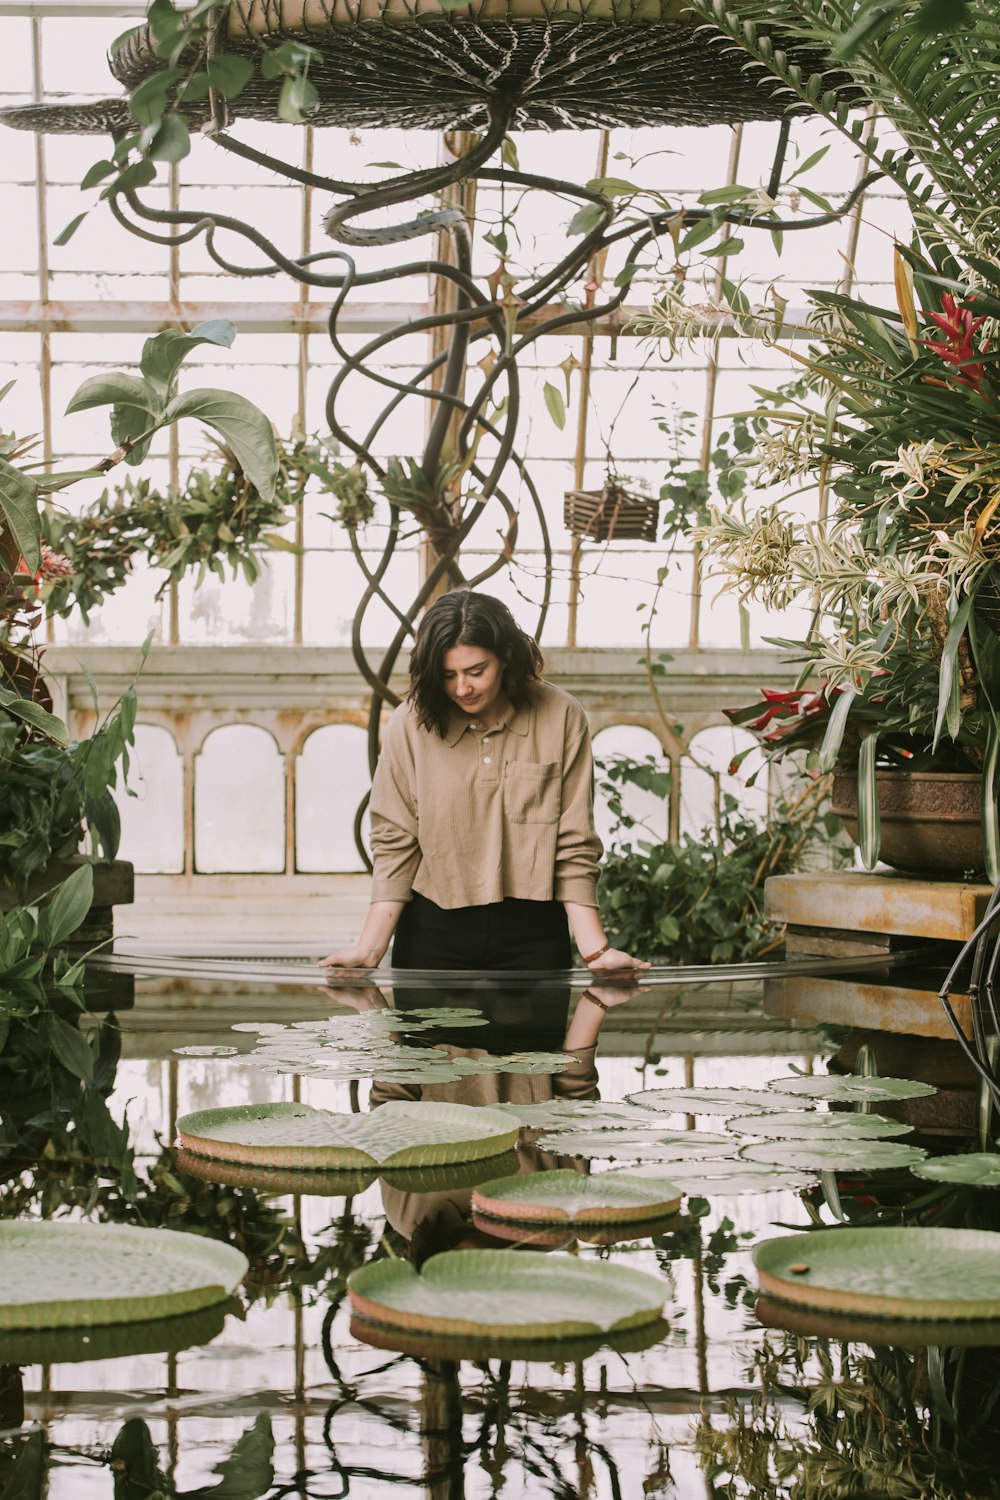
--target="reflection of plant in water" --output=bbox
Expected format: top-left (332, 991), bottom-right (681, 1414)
top-left (696, 1332), bottom-right (1000, 1499)
top-left (0, 1413), bottom-right (274, 1500)
top-left (653, 1203), bottom-right (756, 1306)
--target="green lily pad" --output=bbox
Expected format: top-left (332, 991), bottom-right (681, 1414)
top-left (467, 1211), bottom-right (681, 1249)
top-left (0, 1221), bottom-right (247, 1330)
top-left (177, 1100), bottom-right (520, 1169)
top-left (350, 1312), bottom-right (670, 1363)
top-left (173, 1045), bottom-right (240, 1056)
top-left (726, 1111), bottom-right (911, 1140)
top-left (911, 1153), bottom-right (1000, 1188)
top-left (754, 1227), bottom-right (1000, 1319)
top-left (741, 1140), bottom-right (926, 1172)
top-left (769, 1074), bottom-right (936, 1103)
top-left (755, 1293), bottom-right (1000, 1349)
top-left (471, 1168), bottom-right (682, 1226)
top-left (175, 1145), bottom-right (520, 1197)
top-left (348, 1249), bottom-right (666, 1338)
top-left (615, 1160), bottom-right (819, 1194)
top-left (0, 1299), bottom-right (232, 1367)
top-left (495, 1101), bottom-right (656, 1130)
top-left (535, 1130), bottom-right (733, 1162)
top-left (627, 1087), bottom-right (810, 1115)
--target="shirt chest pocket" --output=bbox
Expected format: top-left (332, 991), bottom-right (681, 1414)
top-left (504, 760), bottom-right (561, 824)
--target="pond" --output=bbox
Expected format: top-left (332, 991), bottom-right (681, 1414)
top-left (2, 958), bottom-right (1000, 1499)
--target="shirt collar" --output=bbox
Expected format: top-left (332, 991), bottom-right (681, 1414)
top-left (444, 700), bottom-right (530, 746)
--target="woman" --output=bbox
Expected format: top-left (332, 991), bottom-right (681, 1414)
top-left (320, 589), bottom-right (647, 976)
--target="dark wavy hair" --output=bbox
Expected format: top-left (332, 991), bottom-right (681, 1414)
top-left (409, 589), bottom-right (543, 736)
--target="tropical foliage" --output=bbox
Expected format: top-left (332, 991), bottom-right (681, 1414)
top-left (597, 756), bottom-right (837, 963)
top-left (673, 0), bottom-right (1000, 875)
top-left (0, 320), bottom-right (278, 893)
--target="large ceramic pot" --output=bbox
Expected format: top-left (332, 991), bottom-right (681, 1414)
top-left (831, 771), bottom-right (983, 874)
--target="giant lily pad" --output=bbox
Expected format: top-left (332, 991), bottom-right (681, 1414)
top-left (627, 1087), bottom-right (809, 1116)
top-left (0, 1221), bottom-right (247, 1330)
top-left (0, 1299), bottom-right (232, 1367)
top-left (535, 1129), bottom-right (733, 1162)
top-left (754, 1227), bottom-right (1000, 1319)
top-left (911, 1153), bottom-right (1000, 1189)
top-left (726, 1111), bottom-right (911, 1140)
top-left (468, 1210), bottom-right (680, 1249)
top-left (755, 1294), bottom-right (1000, 1349)
top-left (769, 1074), bottom-right (936, 1104)
top-left (177, 1100), bottom-right (519, 1169)
top-left (472, 1168), bottom-right (682, 1226)
top-left (615, 1160), bottom-right (820, 1195)
top-left (350, 1312), bottom-right (670, 1363)
top-left (348, 1249), bottom-right (666, 1338)
top-left (741, 1140), bottom-right (926, 1172)
top-left (495, 1100), bottom-right (658, 1131)
top-left (175, 1145), bottom-right (521, 1197)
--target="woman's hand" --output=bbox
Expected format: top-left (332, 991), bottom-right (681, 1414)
top-left (319, 982), bottom-right (389, 1012)
top-left (318, 943), bottom-right (385, 971)
top-left (586, 947), bottom-right (650, 976)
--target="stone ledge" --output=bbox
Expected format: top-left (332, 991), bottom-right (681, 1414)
top-left (766, 871), bottom-right (993, 945)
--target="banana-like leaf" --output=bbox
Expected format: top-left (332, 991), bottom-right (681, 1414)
top-left (160, 389), bottom-right (278, 504)
top-left (0, 687), bottom-right (68, 745)
top-left (35, 864), bottom-right (94, 951)
top-left (0, 455), bottom-right (41, 573)
top-left (856, 732), bottom-right (881, 870)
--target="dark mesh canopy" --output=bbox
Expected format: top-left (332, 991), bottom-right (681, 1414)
top-left (3, 0), bottom-right (856, 136)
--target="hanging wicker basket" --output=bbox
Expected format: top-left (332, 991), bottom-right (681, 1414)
top-left (563, 484), bottom-right (659, 543)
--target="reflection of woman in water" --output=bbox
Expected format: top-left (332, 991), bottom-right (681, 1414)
top-left (362, 980), bottom-right (639, 1262)
top-left (321, 589), bottom-right (647, 978)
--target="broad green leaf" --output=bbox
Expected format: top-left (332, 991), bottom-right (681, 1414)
top-left (348, 1249), bottom-right (666, 1337)
top-left (66, 372), bottom-right (158, 419)
top-left (36, 863), bottom-right (94, 950)
top-left (139, 319), bottom-right (237, 400)
top-left (206, 54), bottom-right (255, 98)
top-left (0, 456), bottom-right (41, 573)
top-left (110, 1418), bottom-right (170, 1500)
top-left (129, 66), bottom-right (184, 126)
top-left (678, 217), bottom-right (717, 253)
top-left (80, 160), bottom-right (116, 190)
top-left (586, 176), bottom-right (639, 196)
top-left (278, 73), bottom-right (318, 123)
top-left (178, 1100), bottom-right (520, 1168)
top-left (934, 591), bottom-right (975, 748)
top-left (0, 688), bottom-right (67, 744)
top-left (543, 381), bottom-right (566, 430)
top-left (145, 113), bottom-right (191, 164)
top-left (566, 202), bottom-right (606, 238)
top-left (755, 1226), bottom-right (1000, 1318)
top-left (46, 1013), bottom-right (94, 1083)
top-left (160, 388), bottom-right (278, 503)
top-left (703, 236), bottom-right (745, 257)
top-left (0, 1220), bottom-right (247, 1329)
top-left (698, 184), bottom-right (753, 204)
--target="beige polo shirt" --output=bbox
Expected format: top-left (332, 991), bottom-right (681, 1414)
top-left (369, 680), bottom-right (603, 909)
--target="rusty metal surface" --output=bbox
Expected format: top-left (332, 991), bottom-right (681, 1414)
top-left (832, 770), bottom-right (983, 874)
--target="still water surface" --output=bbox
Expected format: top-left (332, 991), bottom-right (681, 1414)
top-left (3, 966), bottom-right (998, 1498)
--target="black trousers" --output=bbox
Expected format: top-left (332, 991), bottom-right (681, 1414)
top-left (391, 892), bottom-right (572, 971)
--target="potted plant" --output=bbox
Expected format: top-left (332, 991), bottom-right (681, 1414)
top-left (664, 0), bottom-right (1000, 879)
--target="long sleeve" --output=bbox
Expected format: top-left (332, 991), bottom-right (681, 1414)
top-left (369, 708), bottom-right (421, 902)
top-left (553, 706), bottom-right (603, 905)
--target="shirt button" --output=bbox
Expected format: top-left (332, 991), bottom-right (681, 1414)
top-left (482, 736), bottom-right (491, 746)
top-left (483, 756), bottom-right (492, 765)
top-left (470, 721), bottom-right (481, 729)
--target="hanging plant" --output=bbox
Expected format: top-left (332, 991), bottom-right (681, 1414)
top-left (42, 429), bottom-right (341, 622)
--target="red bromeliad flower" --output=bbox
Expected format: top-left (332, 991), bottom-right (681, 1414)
top-left (921, 292), bottom-right (990, 392)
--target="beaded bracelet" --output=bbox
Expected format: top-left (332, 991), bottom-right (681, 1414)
top-left (582, 942), bottom-right (610, 964)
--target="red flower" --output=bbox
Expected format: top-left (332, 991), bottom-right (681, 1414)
top-left (921, 292), bottom-right (990, 392)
